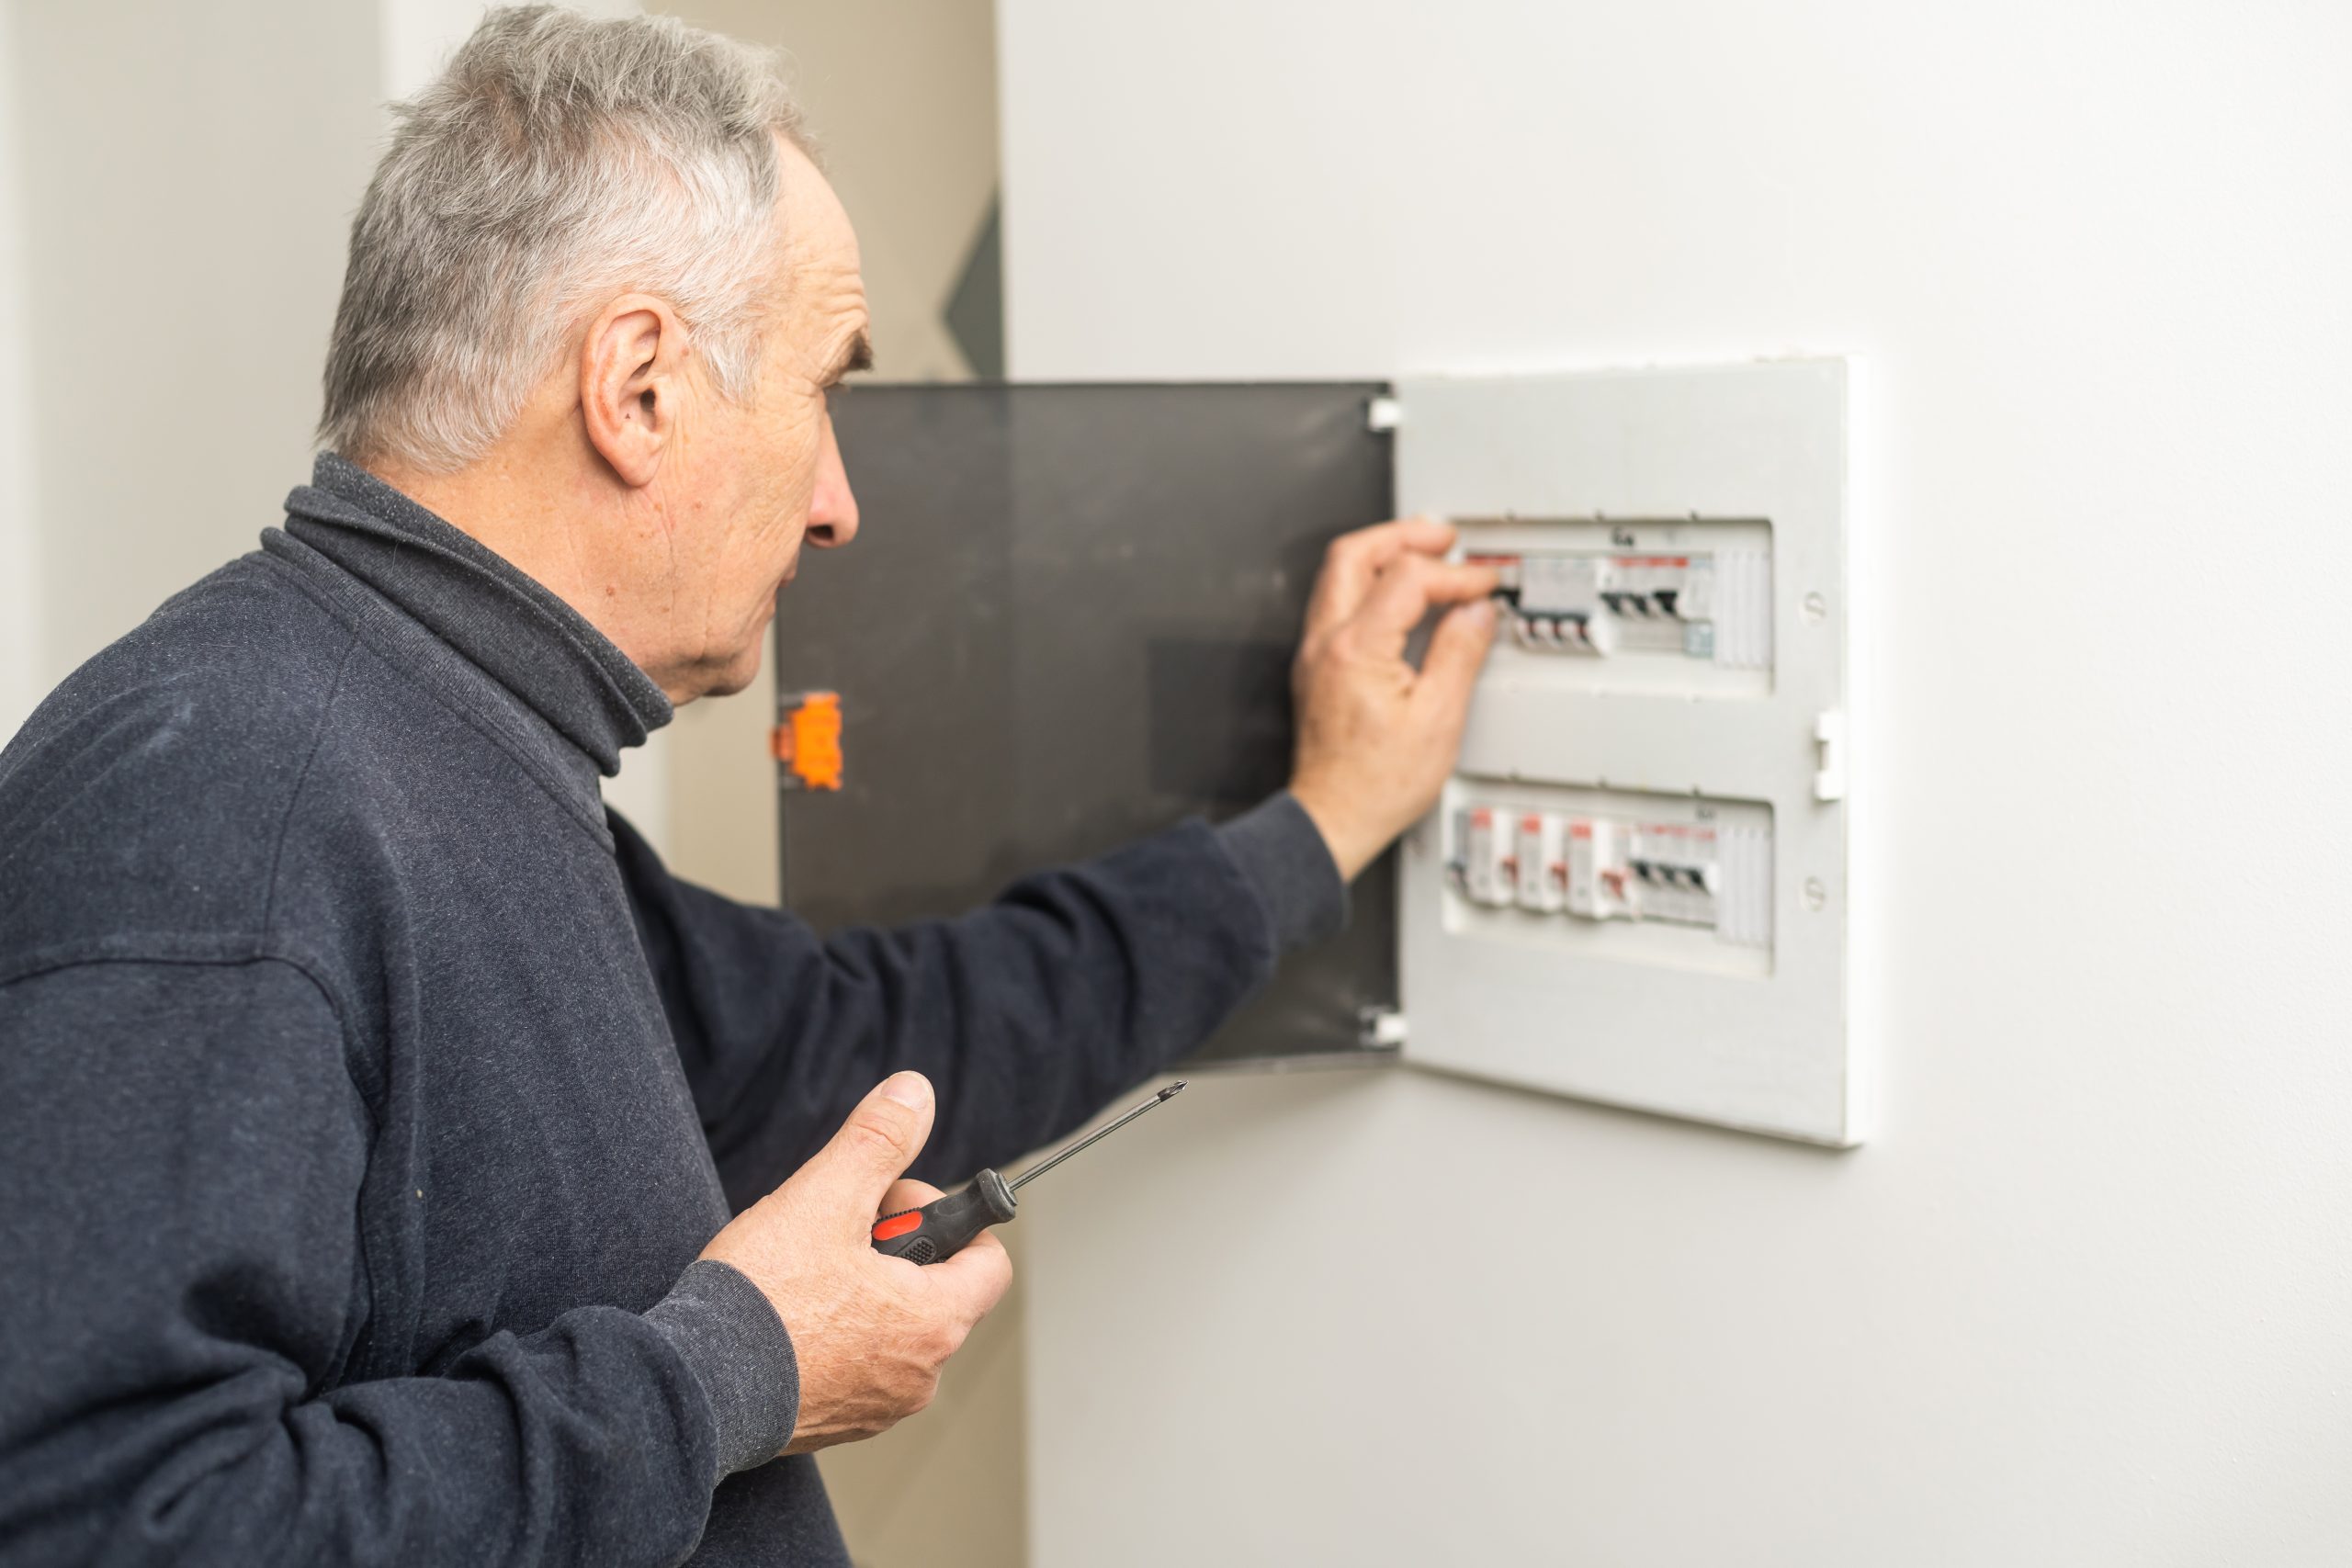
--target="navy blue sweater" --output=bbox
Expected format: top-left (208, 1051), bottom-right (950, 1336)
top-left (0, 456), bottom-right (1342, 1565)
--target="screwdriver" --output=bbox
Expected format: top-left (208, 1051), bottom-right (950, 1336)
top-left (870, 1081), bottom-right (1188, 1265)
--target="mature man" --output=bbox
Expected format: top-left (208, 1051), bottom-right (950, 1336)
top-left (0, 9), bottom-right (1497, 1565)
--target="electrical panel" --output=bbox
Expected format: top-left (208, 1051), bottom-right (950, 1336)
top-left (1395, 361), bottom-right (1865, 1146)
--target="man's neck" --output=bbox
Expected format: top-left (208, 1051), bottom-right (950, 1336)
top-left (362, 449), bottom-right (677, 696)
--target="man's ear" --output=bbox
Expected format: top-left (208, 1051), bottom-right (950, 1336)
top-left (579, 294), bottom-right (686, 489)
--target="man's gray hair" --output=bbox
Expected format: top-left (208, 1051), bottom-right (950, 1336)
top-left (319, 6), bottom-right (809, 471)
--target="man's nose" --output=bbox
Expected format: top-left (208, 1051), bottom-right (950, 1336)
top-left (806, 416), bottom-right (859, 548)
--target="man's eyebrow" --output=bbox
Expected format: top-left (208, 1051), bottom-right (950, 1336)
top-left (826, 331), bottom-right (874, 385)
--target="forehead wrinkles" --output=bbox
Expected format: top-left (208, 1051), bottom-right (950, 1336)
top-left (765, 270), bottom-right (863, 381)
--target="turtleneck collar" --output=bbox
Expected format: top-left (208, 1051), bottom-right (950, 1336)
top-left (277, 453), bottom-right (673, 776)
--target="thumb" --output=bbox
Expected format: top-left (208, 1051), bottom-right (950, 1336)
top-left (806, 1071), bottom-right (935, 1215)
top-left (1417, 597), bottom-right (1498, 711)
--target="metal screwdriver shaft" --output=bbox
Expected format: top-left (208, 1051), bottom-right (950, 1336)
top-left (870, 1080), bottom-right (1189, 1265)
top-left (1011, 1080), bottom-right (1186, 1192)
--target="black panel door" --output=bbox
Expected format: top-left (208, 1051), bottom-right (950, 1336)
top-left (773, 382), bottom-right (1396, 1066)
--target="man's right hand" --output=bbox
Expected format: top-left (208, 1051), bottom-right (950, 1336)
top-left (1288, 517), bottom-right (1501, 881)
top-left (698, 1071), bottom-right (1012, 1455)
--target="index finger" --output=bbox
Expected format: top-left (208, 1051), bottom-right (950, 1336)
top-left (920, 1226), bottom-right (1013, 1325)
top-left (1354, 555), bottom-right (1504, 646)
top-left (1302, 515), bottom-right (1457, 645)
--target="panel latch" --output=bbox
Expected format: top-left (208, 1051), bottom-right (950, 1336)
top-left (773, 691), bottom-right (844, 792)
top-left (1813, 710), bottom-right (1848, 802)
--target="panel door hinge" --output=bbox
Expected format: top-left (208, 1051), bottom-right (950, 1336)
top-left (1358, 1007), bottom-right (1408, 1049)
top-left (1365, 395), bottom-right (1403, 433)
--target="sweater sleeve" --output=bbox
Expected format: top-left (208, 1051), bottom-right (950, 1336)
top-left (616, 794), bottom-right (1347, 1208)
top-left (0, 956), bottom-right (793, 1567)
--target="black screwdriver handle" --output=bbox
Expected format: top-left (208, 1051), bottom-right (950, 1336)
top-left (870, 1168), bottom-right (1019, 1266)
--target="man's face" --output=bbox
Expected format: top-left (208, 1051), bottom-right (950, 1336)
top-left (654, 142), bottom-right (866, 700)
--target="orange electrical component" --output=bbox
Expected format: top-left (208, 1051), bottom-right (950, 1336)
top-left (772, 691), bottom-right (843, 791)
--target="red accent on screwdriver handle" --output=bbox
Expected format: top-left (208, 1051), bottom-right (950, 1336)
top-left (870, 1168), bottom-right (1019, 1266)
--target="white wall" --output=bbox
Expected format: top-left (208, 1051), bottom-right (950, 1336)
top-left (0, 4), bottom-right (40, 742)
top-left (999, 3), bottom-right (2352, 1563)
top-left (3, 0), bottom-right (381, 722)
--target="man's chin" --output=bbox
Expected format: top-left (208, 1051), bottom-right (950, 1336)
top-left (668, 642), bottom-right (765, 705)
top-left (721, 637), bottom-right (773, 698)
top-left (699, 660), bottom-right (761, 701)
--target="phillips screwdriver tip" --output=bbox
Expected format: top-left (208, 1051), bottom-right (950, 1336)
top-left (1007, 1079), bottom-right (1192, 1192)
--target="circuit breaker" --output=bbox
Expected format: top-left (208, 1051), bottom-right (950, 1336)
top-left (1446, 788), bottom-right (1772, 958)
top-left (1476, 534), bottom-right (1772, 676)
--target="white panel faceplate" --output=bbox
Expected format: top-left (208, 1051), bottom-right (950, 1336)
top-left (1395, 361), bottom-right (1862, 1145)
